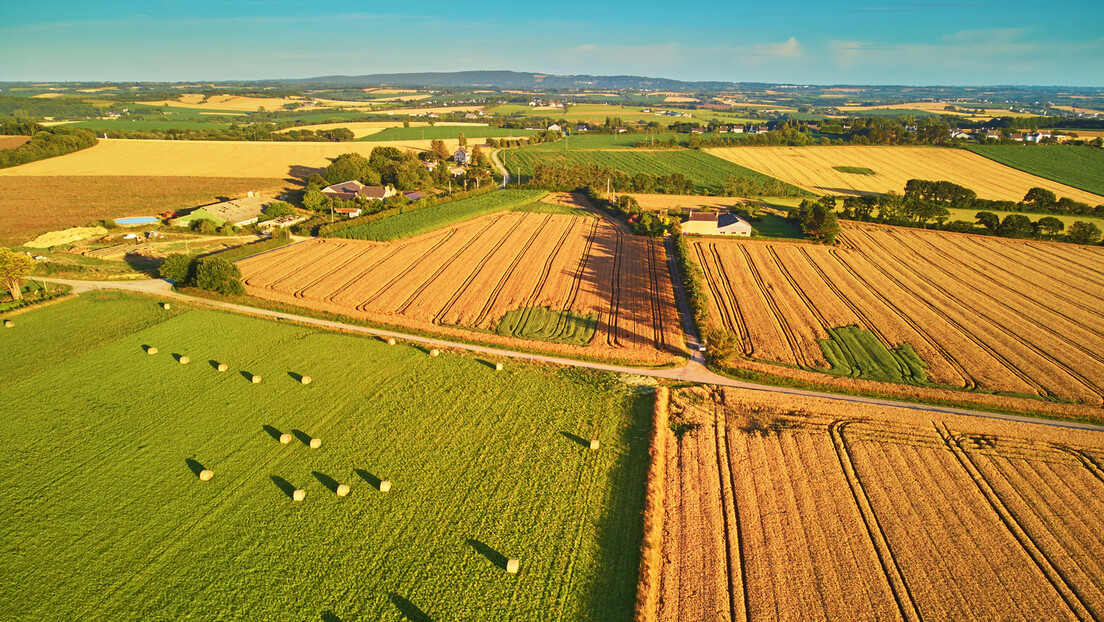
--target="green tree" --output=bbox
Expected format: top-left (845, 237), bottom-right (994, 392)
top-left (261, 201), bottom-right (295, 221)
top-left (1067, 221), bottom-right (1103, 245)
top-left (0, 248), bottom-right (35, 300)
top-left (1034, 216), bottom-right (1065, 237)
top-left (975, 211), bottom-right (1000, 232)
top-left (430, 139), bottom-right (450, 161)
top-left (194, 257), bottom-right (245, 295)
top-left (158, 253), bottom-right (196, 284)
top-left (1023, 187), bottom-right (1057, 211)
top-left (457, 132), bottom-right (467, 148)
top-left (801, 199), bottom-right (840, 244)
top-left (996, 214), bottom-right (1033, 238)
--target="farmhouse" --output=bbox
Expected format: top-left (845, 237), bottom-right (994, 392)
top-left (321, 180), bottom-right (397, 201)
top-left (170, 192), bottom-right (270, 227)
top-left (681, 210), bottom-right (753, 236)
top-left (453, 148), bottom-right (469, 165)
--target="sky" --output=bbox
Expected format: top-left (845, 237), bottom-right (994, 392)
top-left (2, 1), bottom-right (1103, 86)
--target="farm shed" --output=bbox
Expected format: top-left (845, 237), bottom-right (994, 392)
top-left (170, 193), bottom-right (270, 227)
top-left (682, 210), bottom-right (752, 236)
top-left (322, 180), bottom-right (397, 202)
top-left (334, 207), bottom-right (362, 218)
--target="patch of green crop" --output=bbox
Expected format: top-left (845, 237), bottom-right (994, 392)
top-left (832, 165), bottom-right (876, 175)
top-left (967, 145), bottom-right (1104, 197)
top-left (818, 325), bottom-right (928, 385)
top-left (495, 307), bottom-right (598, 346)
top-left (335, 189), bottom-right (548, 241)
top-left (0, 293), bottom-right (650, 621)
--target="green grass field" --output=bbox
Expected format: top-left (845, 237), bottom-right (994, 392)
top-left (0, 292), bottom-right (650, 621)
top-left (495, 307), bottom-right (598, 345)
top-left (967, 145), bottom-right (1104, 198)
top-left (487, 103), bottom-right (759, 126)
top-left (818, 325), bottom-right (928, 384)
top-left (501, 148), bottom-right (793, 194)
top-left (333, 190), bottom-right (548, 241)
top-left (523, 134), bottom-right (685, 150)
top-left (362, 126), bottom-right (539, 142)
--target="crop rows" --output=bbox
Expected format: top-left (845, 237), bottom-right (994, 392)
top-left (691, 223), bottom-right (1104, 404)
top-left (967, 145), bottom-right (1104, 197)
top-left (658, 386), bottom-right (1104, 621)
top-left (238, 211), bottom-right (682, 363)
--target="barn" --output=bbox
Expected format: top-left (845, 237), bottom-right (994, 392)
top-left (681, 210), bottom-right (753, 236)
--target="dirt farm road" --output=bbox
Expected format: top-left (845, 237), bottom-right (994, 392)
top-left (33, 276), bottom-right (1104, 433)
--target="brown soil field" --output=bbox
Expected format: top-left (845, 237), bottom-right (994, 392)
top-left (706, 145), bottom-right (1104, 204)
top-left (692, 221), bottom-right (1104, 408)
top-left (237, 212), bottom-right (684, 364)
top-left (0, 176), bottom-right (286, 244)
top-left (0, 136), bottom-right (31, 149)
top-left (658, 385), bottom-right (1104, 622)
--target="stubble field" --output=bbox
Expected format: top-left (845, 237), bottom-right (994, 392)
top-left (238, 211), bottom-right (684, 364)
top-left (692, 222), bottom-right (1104, 407)
top-left (706, 145), bottom-right (1104, 204)
top-left (658, 385), bottom-right (1104, 621)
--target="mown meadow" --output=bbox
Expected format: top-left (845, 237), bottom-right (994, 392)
top-left (0, 292), bottom-right (652, 621)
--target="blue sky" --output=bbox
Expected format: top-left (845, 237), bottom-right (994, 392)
top-left (2, 1), bottom-right (1103, 86)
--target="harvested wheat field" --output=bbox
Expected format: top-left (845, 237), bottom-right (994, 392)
top-left (275, 120), bottom-right (421, 139)
top-left (0, 138), bottom-right (449, 178)
top-left (657, 385), bottom-right (1104, 622)
top-left (706, 145), bottom-right (1104, 204)
top-left (692, 222), bottom-right (1104, 407)
top-left (237, 212), bottom-right (683, 363)
top-left (0, 136), bottom-right (31, 149)
top-left (144, 94), bottom-right (314, 111)
top-left (624, 194), bottom-right (743, 212)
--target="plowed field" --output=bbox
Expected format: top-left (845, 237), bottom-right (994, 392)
top-left (658, 386), bottom-right (1104, 622)
top-left (706, 145), bottom-right (1104, 204)
top-left (237, 212), bottom-right (683, 363)
top-left (692, 222), bottom-right (1104, 405)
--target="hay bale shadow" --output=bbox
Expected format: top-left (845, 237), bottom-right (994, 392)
top-left (467, 538), bottom-right (508, 570)
top-left (270, 475), bottom-right (297, 499)
top-left (354, 468), bottom-right (382, 489)
top-left (262, 425), bottom-right (283, 441)
top-left (312, 471), bottom-right (340, 493)
top-left (389, 594), bottom-right (433, 622)
top-left (239, 370), bottom-right (255, 382)
top-left (291, 429), bottom-right (313, 446)
top-left (185, 458), bottom-right (206, 477)
top-left (208, 360), bottom-right (222, 370)
top-left (560, 431), bottom-right (590, 448)
top-left (478, 359), bottom-right (498, 370)
top-left (172, 353), bottom-right (186, 362)
top-left (320, 612), bottom-right (343, 622)
top-left (142, 344), bottom-right (155, 353)
top-left (288, 371), bottom-right (305, 383)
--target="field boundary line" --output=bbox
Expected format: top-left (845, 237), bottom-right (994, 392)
top-left (712, 390), bottom-right (749, 622)
top-left (633, 387), bottom-right (669, 622)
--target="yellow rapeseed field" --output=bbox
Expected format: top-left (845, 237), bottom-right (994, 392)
top-left (706, 145), bottom-right (1104, 204)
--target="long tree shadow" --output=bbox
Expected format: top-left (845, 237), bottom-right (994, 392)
top-left (466, 538), bottom-right (507, 570)
top-left (389, 594), bottom-right (433, 622)
top-left (270, 475), bottom-right (297, 499)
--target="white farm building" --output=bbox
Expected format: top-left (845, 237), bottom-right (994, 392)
top-left (682, 210), bottom-right (753, 236)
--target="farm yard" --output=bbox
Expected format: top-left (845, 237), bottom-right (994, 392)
top-left (0, 291), bottom-right (652, 621)
top-left (238, 208), bottom-right (684, 364)
top-left (657, 386), bottom-right (1104, 621)
top-left (692, 222), bottom-right (1104, 407)
top-left (707, 145), bottom-right (1104, 204)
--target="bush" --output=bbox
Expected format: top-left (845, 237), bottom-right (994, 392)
top-left (159, 253), bottom-right (196, 284)
top-left (194, 257), bottom-right (245, 295)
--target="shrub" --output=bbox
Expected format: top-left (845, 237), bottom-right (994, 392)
top-left (194, 257), bottom-right (245, 295)
top-left (159, 253), bottom-right (197, 284)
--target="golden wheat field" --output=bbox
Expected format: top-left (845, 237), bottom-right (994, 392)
top-left (144, 94), bottom-right (313, 111)
top-left (275, 120), bottom-right (419, 138)
top-left (657, 385), bottom-right (1104, 622)
top-left (236, 211), bottom-right (683, 364)
top-left (706, 145), bottom-right (1104, 204)
top-left (692, 221), bottom-right (1104, 407)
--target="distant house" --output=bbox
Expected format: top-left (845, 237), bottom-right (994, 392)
top-left (575, 124), bottom-right (589, 132)
top-left (730, 126), bottom-right (745, 134)
top-left (321, 180), bottom-right (396, 201)
top-left (403, 190), bottom-right (425, 201)
top-left (334, 207), bottom-right (362, 218)
top-left (615, 127), bottom-right (628, 133)
top-left (547, 123), bottom-right (562, 132)
top-left (681, 210), bottom-right (752, 237)
top-left (453, 148), bottom-right (469, 165)
top-left (690, 127), bottom-right (706, 134)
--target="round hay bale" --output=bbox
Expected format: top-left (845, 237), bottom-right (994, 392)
top-left (3, 320), bottom-right (14, 328)
top-left (589, 439), bottom-right (600, 451)
top-left (495, 362), bottom-right (504, 371)
top-left (179, 356), bottom-right (190, 365)
top-left (292, 489), bottom-right (306, 502)
top-left (198, 469), bottom-right (213, 481)
top-left (379, 480), bottom-right (392, 493)
top-left (300, 376), bottom-right (312, 385)
top-left (162, 303), bottom-right (171, 310)
top-left (335, 484), bottom-right (350, 497)
top-left (147, 347), bottom-right (158, 355)
top-left (217, 363), bottom-right (228, 372)
top-left (506, 559), bottom-right (520, 574)
top-left (387, 337), bottom-right (396, 346)
top-left (429, 348), bottom-right (439, 357)
top-left (309, 438), bottom-right (322, 449)
top-left (279, 433), bottom-right (292, 444)
top-left (251, 375), bottom-right (262, 384)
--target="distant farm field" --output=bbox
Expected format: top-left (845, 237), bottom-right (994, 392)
top-left (0, 292), bottom-right (651, 621)
top-left (239, 211), bottom-right (683, 364)
top-left (0, 175), bottom-right (286, 244)
top-left (68, 119), bottom-right (233, 131)
top-left (502, 148), bottom-right (790, 194)
top-left (967, 145), bottom-right (1104, 198)
top-left (660, 385), bottom-right (1104, 621)
top-left (366, 125), bottom-right (539, 142)
top-left (0, 135), bottom-right (30, 149)
top-left (707, 145), bottom-right (1104, 204)
top-left (692, 222), bottom-right (1104, 406)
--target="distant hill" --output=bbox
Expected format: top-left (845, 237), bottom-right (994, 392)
top-left (285, 70), bottom-right (743, 91)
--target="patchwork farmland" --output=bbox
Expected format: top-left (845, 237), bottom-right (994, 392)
top-left (658, 386), bottom-right (1104, 621)
top-left (691, 222), bottom-right (1104, 406)
top-left (706, 145), bottom-right (1104, 204)
top-left (237, 211), bottom-right (684, 364)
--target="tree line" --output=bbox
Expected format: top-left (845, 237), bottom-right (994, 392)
top-left (0, 125), bottom-right (98, 169)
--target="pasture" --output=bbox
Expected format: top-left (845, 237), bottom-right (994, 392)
top-left (0, 291), bottom-right (652, 621)
top-left (239, 210), bottom-right (684, 364)
top-left (334, 190), bottom-right (550, 241)
top-left (657, 385), bottom-right (1104, 621)
top-left (967, 145), bottom-right (1104, 198)
top-left (691, 222), bottom-right (1104, 407)
top-left (707, 145), bottom-right (1104, 204)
